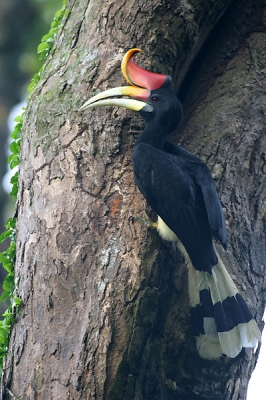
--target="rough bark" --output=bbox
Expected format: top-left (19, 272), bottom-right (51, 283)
top-left (1, 0), bottom-right (266, 399)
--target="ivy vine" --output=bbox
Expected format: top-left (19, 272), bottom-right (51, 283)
top-left (0, 0), bottom-right (69, 376)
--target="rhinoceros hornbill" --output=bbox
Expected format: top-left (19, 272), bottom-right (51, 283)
top-left (79, 48), bottom-right (261, 359)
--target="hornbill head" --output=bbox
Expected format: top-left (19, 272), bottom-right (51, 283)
top-left (79, 49), bottom-right (183, 134)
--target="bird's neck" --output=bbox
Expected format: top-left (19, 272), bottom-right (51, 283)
top-left (134, 124), bottom-right (167, 150)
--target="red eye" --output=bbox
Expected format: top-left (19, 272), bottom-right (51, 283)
top-left (152, 96), bottom-right (159, 102)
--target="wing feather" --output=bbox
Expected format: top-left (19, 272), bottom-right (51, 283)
top-left (133, 142), bottom-right (218, 271)
top-left (163, 141), bottom-right (227, 249)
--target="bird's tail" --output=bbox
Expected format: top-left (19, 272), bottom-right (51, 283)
top-left (184, 248), bottom-right (261, 359)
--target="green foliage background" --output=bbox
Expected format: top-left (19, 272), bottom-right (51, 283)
top-left (17, 0), bottom-right (63, 81)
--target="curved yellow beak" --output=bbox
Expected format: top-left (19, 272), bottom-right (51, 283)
top-left (79, 86), bottom-right (152, 113)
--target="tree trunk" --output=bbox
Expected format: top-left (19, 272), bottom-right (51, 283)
top-left (2, 0), bottom-right (265, 399)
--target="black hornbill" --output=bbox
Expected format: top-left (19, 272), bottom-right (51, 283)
top-left (80, 49), bottom-right (261, 359)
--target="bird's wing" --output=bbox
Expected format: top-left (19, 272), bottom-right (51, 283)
top-left (163, 141), bottom-right (227, 249)
top-left (132, 143), bottom-right (218, 271)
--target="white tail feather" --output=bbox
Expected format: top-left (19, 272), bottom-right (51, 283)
top-left (196, 335), bottom-right (222, 359)
top-left (180, 241), bottom-right (261, 359)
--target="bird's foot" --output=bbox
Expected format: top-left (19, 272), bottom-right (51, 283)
top-left (133, 211), bottom-right (158, 230)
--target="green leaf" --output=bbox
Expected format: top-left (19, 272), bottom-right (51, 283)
top-left (49, 27), bottom-right (59, 36)
top-left (46, 38), bottom-right (55, 44)
top-left (14, 115), bottom-right (24, 123)
top-left (39, 52), bottom-right (47, 61)
top-left (9, 185), bottom-right (18, 198)
top-left (6, 242), bottom-right (16, 260)
top-left (41, 33), bottom-right (53, 42)
top-left (0, 254), bottom-right (9, 264)
top-left (14, 297), bottom-right (21, 306)
top-left (54, 9), bottom-right (63, 18)
top-left (0, 230), bottom-right (11, 243)
top-left (13, 297), bottom-right (21, 307)
top-left (9, 141), bottom-right (20, 155)
top-left (3, 280), bottom-right (12, 292)
top-left (0, 291), bottom-right (10, 303)
top-left (0, 328), bottom-right (8, 341)
top-left (27, 81), bottom-right (35, 93)
top-left (2, 308), bottom-right (12, 318)
top-left (13, 121), bottom-right (22, 129)
top-left (27, 73), bottom-right (40, 92)
top-left (8, 154), bottom-right (20, 170)
top-left (33, 72), bottom-right (40, 82)
top-left (5, 218), bottom-right (16, 230)
top-left (11, 127), bottom-right (21, 140)
top-left (2, 263), bottom-right (13, 274)
top-left (10, 172), bottom-right (18, 185)
top-left (2, 313), bottom-right (13, 327)
top-left (8, 154), bottom-right (15, 164)
top-left (37, 42), bottom-right (50, 53)
top-left (44, 38), bottom-right (55, 44)
top-left (5, 275), bottom-right (14, 284)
